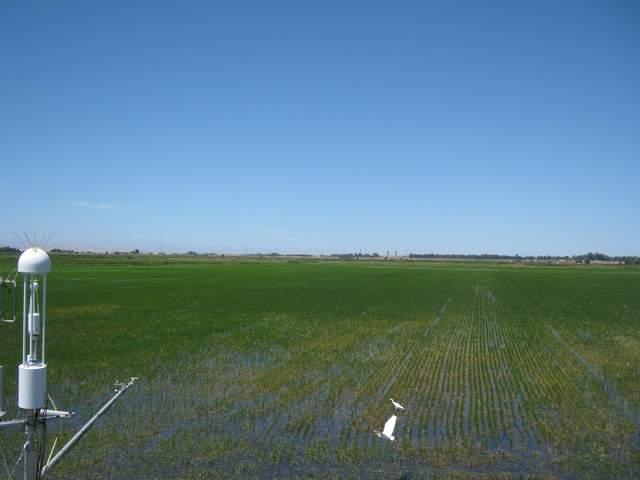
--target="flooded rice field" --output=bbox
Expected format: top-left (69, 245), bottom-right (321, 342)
top-left (1, 257), bottom-right (638, 478)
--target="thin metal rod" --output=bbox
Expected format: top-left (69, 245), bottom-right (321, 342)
top-left (0, 410), bottom-right (70, 433)
top-left (45, 437), bottom-right (58, 467)
top-left (14, 232), bottom-right (28, 250)
top-left (0, 366), bottom-right (4, 414)
top-left (29, 277), bottom-right (35, 361)
top-left (12, 278), bottom-right (16, 321)
top-left (0, 276), bottom-right (18, 323)
top-left (40, 378), bottom-right (137, 479)
top-left (0, 442), bottom-right (11, 478)
top-left (42, 276), bottom-right (46, 363)
top-left (0, 418), bottom-right (26, 432)
top-left (22, 276), bottom-right (27, 364)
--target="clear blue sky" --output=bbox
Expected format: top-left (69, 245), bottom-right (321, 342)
top-left (1, 1), bottom-right (639, 255)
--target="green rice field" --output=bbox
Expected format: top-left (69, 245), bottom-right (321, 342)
top-left (1, 255), bottom-right (639, 479)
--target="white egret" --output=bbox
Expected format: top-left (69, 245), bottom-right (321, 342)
top-left (390, 398), bottom-right (405, 411)
top-left (373, 414), bottom-right (397, 441)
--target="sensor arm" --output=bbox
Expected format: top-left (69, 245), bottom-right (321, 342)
top-left (0, 410), bottom-right (73, 432)
top-left (40, 377), bottom-right (137, 479)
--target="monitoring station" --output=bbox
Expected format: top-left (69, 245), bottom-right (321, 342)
top-left (0, 245), bottom-right (137, 480)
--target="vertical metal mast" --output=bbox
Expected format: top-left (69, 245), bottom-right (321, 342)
top-left (16, 248), bottom-right (50, 480)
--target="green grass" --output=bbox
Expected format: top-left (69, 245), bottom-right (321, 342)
top-left (1, 255), bottom-right (639, 479)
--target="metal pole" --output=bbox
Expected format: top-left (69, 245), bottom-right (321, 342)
top-left (41, 276), bottom-right (46, 363)
top-left (29, 278), bottom-right (35, 361)
top-left (40, 378), bottom-right (137, 479)
top-left (23, 411), bottom-right (38, 480)
top-left (22, 276), bottom-right (27, 364)
top-left (0, 366), bottom-right (4, 415)
top-left (12, 277), bottom-right (16, 321)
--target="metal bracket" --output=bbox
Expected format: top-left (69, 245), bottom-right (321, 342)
top-left (0, 270), bottom-right (17, 323)
top-left (0, 409), bottom-right (74, 433)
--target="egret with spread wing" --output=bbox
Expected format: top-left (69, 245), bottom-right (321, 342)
top-left (373, 414), bottom-right (397, 441)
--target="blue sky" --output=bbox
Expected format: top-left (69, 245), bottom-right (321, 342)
top-left (1, 1), bottom-right (639, 255)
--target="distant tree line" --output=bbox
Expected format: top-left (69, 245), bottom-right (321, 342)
top-left (574, 252), bottom-right (640, 265)
top-left (1, 247), bottom-right (638, 264)
top-left (408, 252), bottom-right (640, 265)
top-left (331, 253), bottom-right (381, 260)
